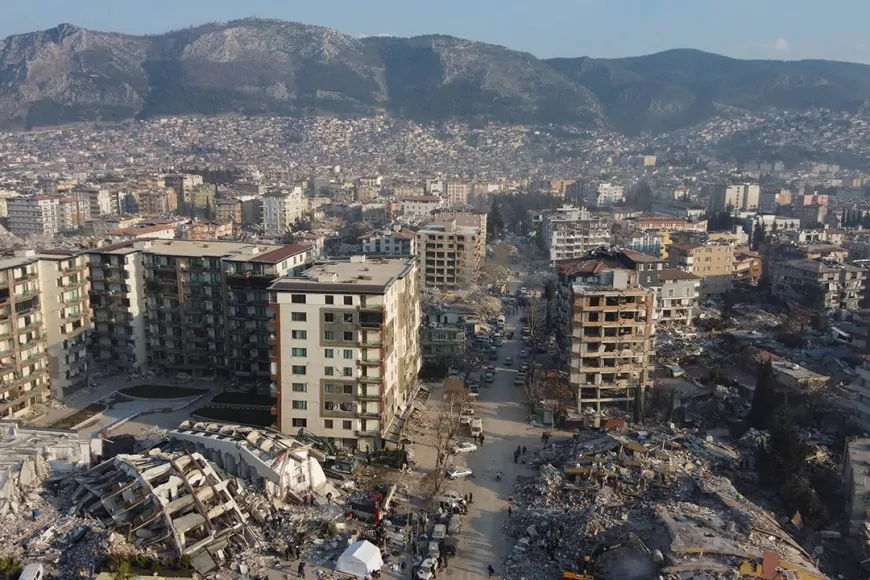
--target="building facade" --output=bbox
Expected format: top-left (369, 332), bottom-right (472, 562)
top-left (417, 220), bottom-right (484, 289)
top-left (269, 256), bottom-right (421, 449)
top-left (667, 242), bottom-right (735, 296)
top-left (541, 206), bottom-right (611, 265)
top-left (262, 188), bottom-right (307, 237)
top-left (771, 258), bottom-right (866, 313)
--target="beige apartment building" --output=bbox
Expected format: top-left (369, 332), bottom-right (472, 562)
top-left (568, 269), bottom-right (656, 415)
top-left (0, 254), bottom-right (50, 418)
top-left (416, 217), bottom-right (484, 290)
top-left (269, 256), bottom-right (421, 449)
top-left (667, 241), bottom-right (734, 296)
top-left (445, 181), bottom-right (471, 206)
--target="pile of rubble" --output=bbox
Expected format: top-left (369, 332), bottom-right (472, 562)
top-left (504, 427), bottom-right (826, 580)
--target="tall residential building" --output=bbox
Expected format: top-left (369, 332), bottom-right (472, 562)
top-left (402, 196), bottom-right (444, 220)
top-left (567, 269), bottom-right (655, 415)
top-left (262, 188), bottom-right (307, 237)
top-left (445, 181), bottom-right (471, 206)
top-left (710, 184), bottom-right (760, 212)
top-left (138, 189), bottom-right (178, 215)
top-left (165, 174), bottom-right (204, 209)
top-left (540, 206), bottom-right (611, 265)
top-left (667, 241), bottom-right (735, 296)
top-left (657, 268), bottom-right (701, 327)
top-left (87, 239), bottom-right (313, 379)
top-left (417, 217), bottom-right (484, 290)
top-left (71, 186), bottom-right (117, 217)
top-left (590, 183), bottom-right (625, 208)
top-left (269, 256), bottom-right (421, 450)
top-left (6, 196), bottom-right (63, 237)
top-left (216, 199), bottom-right (243, 224)
top-left (0, 254), bottom-right (50, 418)
top-left (36, 251), bottom-right (91, 397)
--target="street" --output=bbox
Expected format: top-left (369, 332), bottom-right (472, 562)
top-left (410, 296), bottom-right (545, 580)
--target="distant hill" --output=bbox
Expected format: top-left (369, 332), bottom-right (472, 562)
top-left (1, 19), bottom-right (869, 133)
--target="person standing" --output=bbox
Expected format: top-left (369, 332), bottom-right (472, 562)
top-left (298, 562), bottom-right (306, 579)
top-left (507, 505), bottom-right (513, 518)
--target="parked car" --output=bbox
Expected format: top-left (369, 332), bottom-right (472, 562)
top-left (519, 349), bottom-right (528, 358)
top-left (451, 441), bottom-right (478, 454)
top-left (446, 466), bottom-right (473, 480)
top-left (519, 363), bottom-right (529, 372)
top-left (485, 373), bottom-right (494, 383)
top-left (487, 365), bottom-right (496, 373)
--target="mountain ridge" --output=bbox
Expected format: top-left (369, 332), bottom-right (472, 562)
top-left (1, 18), bottom-right (869, 133)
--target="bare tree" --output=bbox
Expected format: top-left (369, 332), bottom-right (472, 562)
top-left (425, 378), bottom-right (476, 506)
top-left (540, 372), bottom-right (574, 419)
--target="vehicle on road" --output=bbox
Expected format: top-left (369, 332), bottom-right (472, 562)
top-left (440, 491), bottom-right (466, 504)
top-left (519, 363), bottom-right (529, 372)
top-left (485, 373), bottom-right (494, 383)
top-left (504, 357), bottom-right (513, 366)
top-left (514, 372), bottom-right (526, 385)
top-left (446, 466), bottom-right (473, 480)
top-left (519, 349), bottom-right (528, 358)
top-left (432, 523), bottom-right (448, 541)
top-left (468, 385), bottom-right (480, 398)
top-left (470, 418), bottom-right (483, 437)
top-left (451, 441), bottom-right (478, 454)
top-left (489, 351), bottom-right (498, 360)
top-left (487, 365), bottom-right (496, 373)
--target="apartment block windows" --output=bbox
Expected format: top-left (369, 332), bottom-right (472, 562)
top-left (344, 296), bottom-right (353, 305)
top-left (291, 330), bottom-right (307, 339)
top-left (291, 365), bottom-right (306, 375)
top-left (291, 312), bottom-right (307, 322)
top-left (291, 348), bottom-right (307, 357)
top-left (292, 400), bottom-right (307, 410)
top-left (291, 295), bottom-right (306, 304)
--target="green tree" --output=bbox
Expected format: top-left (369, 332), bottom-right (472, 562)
top-left (751, 221), bottom-right (766, 250)
top-left (488, 201), bottom-right (505, 240)
top-left (748, 361), bottom-right (777, 429)
top-left (204, 197), bottom-right (214, 220)
top-left (763, 405), bottom-right (806, 476)
top-left (721, 289), bottom-right (738, 320)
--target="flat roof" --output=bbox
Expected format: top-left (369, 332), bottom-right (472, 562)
top-left (271, 256), bottom-right (416, 294)
top-left (88, 239), bottom-right (302, 263)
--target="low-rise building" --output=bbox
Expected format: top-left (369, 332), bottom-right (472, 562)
top-left (421, 307), bottom-right (467, 364)
top-left (402, 196), bottom-right (444, 220)
top-left (667, 241), bottom-right (734, 297)
top-left (360, 230), bottom-right (417, 256)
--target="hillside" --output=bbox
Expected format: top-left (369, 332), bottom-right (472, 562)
top-left (1, 20), bottom-right (869, 133)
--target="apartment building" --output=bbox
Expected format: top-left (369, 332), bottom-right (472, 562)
top-left (262, 188), bottom-right (307, 237)
top-left (165, 174), bottom-right (204, 209)
top-left (138, 189), bottom-right (178, 215)
top-left (541, 206), bottom-right (611, 264)
top-left (87, 239), bottom-right (313, 378)
top-left (417, 218), bottom-right (484, 290)
top-left (589, 183), bottom-right (625, 208)
top-left (360, 230), bottom-right (417, 256)
top-left (567, 269), bottom-right (655, 415)
top-left (6, 196), bottom-right (63, 237)
top-left (36, 251), bottom-right (91, 397)
top-left (0, 254), bottom-right (50, 418)
top-left (710, 184), bottom-right (760, 212)
top-left (58, 198), bottom-right (91, 231)
top-left (445, 182), bottom-right (471, 206)
top-left (216, 199), bottom-right (243, 224)
top-left (771, 258), bottom-right (866, 314)
top-left (657, 269), bottom-right (701, 327)
top-left (667, 242), bottom-right (735, 296)
top-left (612, 228), bottom-right (669, 259)
top-left (402, 196), bottom-right (444, 220)
top-left (71, 186), bottom-right (118, 217)
top-left (269, 256), bottom-right (421, 450)
top-left (421, 307), bottom-right (467, 364)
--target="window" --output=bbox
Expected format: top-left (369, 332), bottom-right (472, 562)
top-left (343, 349), bottom-right (353, 359)
top-left (291, 312), bottom-right (307, 322)
top-left (325, 349), bottom-right (334, 359)
top-left (325, 383), bottom-right (337, 393)
top-left (342, 420), bottom-right (353, 430)
top-left (325, 401), bottom-right (354, 412)
top-left (326, 296), bottom-right (334, 305)
top-left (325, 367), bottom-right (335, 376)
top-left (343, 367), bottom-right (354, 377)
top-left (344, 296), bottom-right (353, 305)
top-left (291, 365), bottom-right (306, 375)
top-left (324, 330), bottom-right (335, 341)
top-left (343, 331), bottom-right (354, 341)
top-left (292, 383), bottom-right (307, 392)
top-left (291, 348), bottom-right (307, 357)
top-left (342, 384), bottom-right (354, 395)
top-left (291, 418), bottom-right (307, 428)
top-left (324, 313), bottom-right (335, 323)
top-left (343, 313), bottom-right (354, 323)
top-left (292, 400), bottom-right (307, 410)
top-left (291, 330), bottom-right (307, 339)
top-left (324, 419), bottom-right (334, 429)
top-left (291, 295), bottom-right (306, 304)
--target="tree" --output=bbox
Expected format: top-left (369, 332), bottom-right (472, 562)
top-left (204, 197), bottom-right (215, 221)
top-left (280, 228), bottom-right (299, 245)
top-left (346, 221), bottom-right (370, 241)
top-left (540, 373), bottom-right (574, 421)
top-left (751, 221), bottom-right (766, 250)
top-left (763, 404), bottom-right (807, 477)
top-left (721, 289), bottom-right (738, 320)
top-left (747, 361), bottom-right (778, 429)
top-left (487, 201), bottom-right (505, 241)
top-left (425, 377), bottom-right (475, 505)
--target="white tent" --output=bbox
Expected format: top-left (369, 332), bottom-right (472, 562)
top-left (335, 540), bottom-right (384, 577)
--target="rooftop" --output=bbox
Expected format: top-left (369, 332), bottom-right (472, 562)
top-left (659, 267), bottom-right (700, 282)
top-left (271, 255), bottom-right (415, 293)
top-left (89, 239), bottom-right (302, 262)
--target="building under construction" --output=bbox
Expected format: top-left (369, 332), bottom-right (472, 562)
top-left (567, 269), bottom-right (655, 415)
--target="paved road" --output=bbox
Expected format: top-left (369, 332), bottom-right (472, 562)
top-left (441, 306), bottom-right (544, 580)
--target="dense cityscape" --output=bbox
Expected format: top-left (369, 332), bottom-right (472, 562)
top-left (3, 17), bottom-right (870, 580)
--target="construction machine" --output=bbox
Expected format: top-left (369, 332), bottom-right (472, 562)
top-left (737, 552), bottom-right (828, 580)
top-left (562, 535), bottom-right (651, 580)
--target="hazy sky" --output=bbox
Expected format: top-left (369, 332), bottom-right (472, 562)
top-left (2, 0), bottom-right (868, 62)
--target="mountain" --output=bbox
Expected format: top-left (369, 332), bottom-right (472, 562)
top-left (1, 19), bottom-right (870, 133)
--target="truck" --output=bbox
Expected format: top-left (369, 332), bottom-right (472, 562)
top-left (470, 418), bottom-right (483, 438)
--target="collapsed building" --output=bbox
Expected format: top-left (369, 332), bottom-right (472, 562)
top-left (71, 451), bottom-right (258, 575)
top-left (170, 421), bottom-right (328, 500)
top-left (0, 421), bottom-right (94, 501)
top-left (505, 428), bottom-right (828, 580)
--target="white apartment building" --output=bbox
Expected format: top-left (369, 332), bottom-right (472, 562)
top-left (6, 196), bottom-right (63, 237)
top-left (540, 206), bottom-right (611, 264)
top-left (36, 251), bottom-right (91, 398)
top-left (417, 218), bottom-right (484, 289)
top-left (445, 182), bottom-right (471, 206)
top-left (58, 198), bottom-right (91, 231)
top-left (711, 184), bottom-right (760, 212)
top-left (425, 179), bottom-right (445, 195)
top-left (656, 268), bottom-right (701, 327)
top-left (263, 188), bottom-right (307, 237)
top-left (590, 183), bottom-right (625, 208)
top-left (360, 230), bottom-right (418, 256)
top-left (269, 256), bottom-right (421, 450)
top-left (72, 186), bottom-right (118, 217)
top-left (402, 196), bottom-right (444, 220)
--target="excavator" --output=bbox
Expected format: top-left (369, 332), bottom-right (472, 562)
top-left (736, 552), bottom-right (828, 580)
top-left (562, 534), bottom-right (651, 580)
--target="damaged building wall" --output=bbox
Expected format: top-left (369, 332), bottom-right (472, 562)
top-left (71, 450), bottom-right (258, 575)
top-left (170, 421), bottom-right (327, 498)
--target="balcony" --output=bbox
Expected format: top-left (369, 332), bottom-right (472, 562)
top-left (359, 376), bottom-right (382, 384)
top-left (358, 391), bottom-right (381, 401)
top-left (355, 428), bottom-right (380, 437)
top-left (358, 358), bottom-right (382, 366)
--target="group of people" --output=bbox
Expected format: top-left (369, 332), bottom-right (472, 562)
top-left (512, 444), bottom-right (527, 463)
top-left (471, 433), bottom-right (486, 445)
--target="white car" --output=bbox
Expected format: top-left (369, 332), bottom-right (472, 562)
top-left (451, 441), bottom-right (478, 454)
top-left (446, 466), bottom-right (474, 480)
top-left (519, 349), bottom-right (528, 358)
top-left (440, 491), bottom-right (466, 503)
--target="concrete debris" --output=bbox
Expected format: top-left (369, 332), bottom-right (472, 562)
top-left (504, 426), bottom-right (827, 580)
top-left (71, 450), bottom-right (258, 575)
